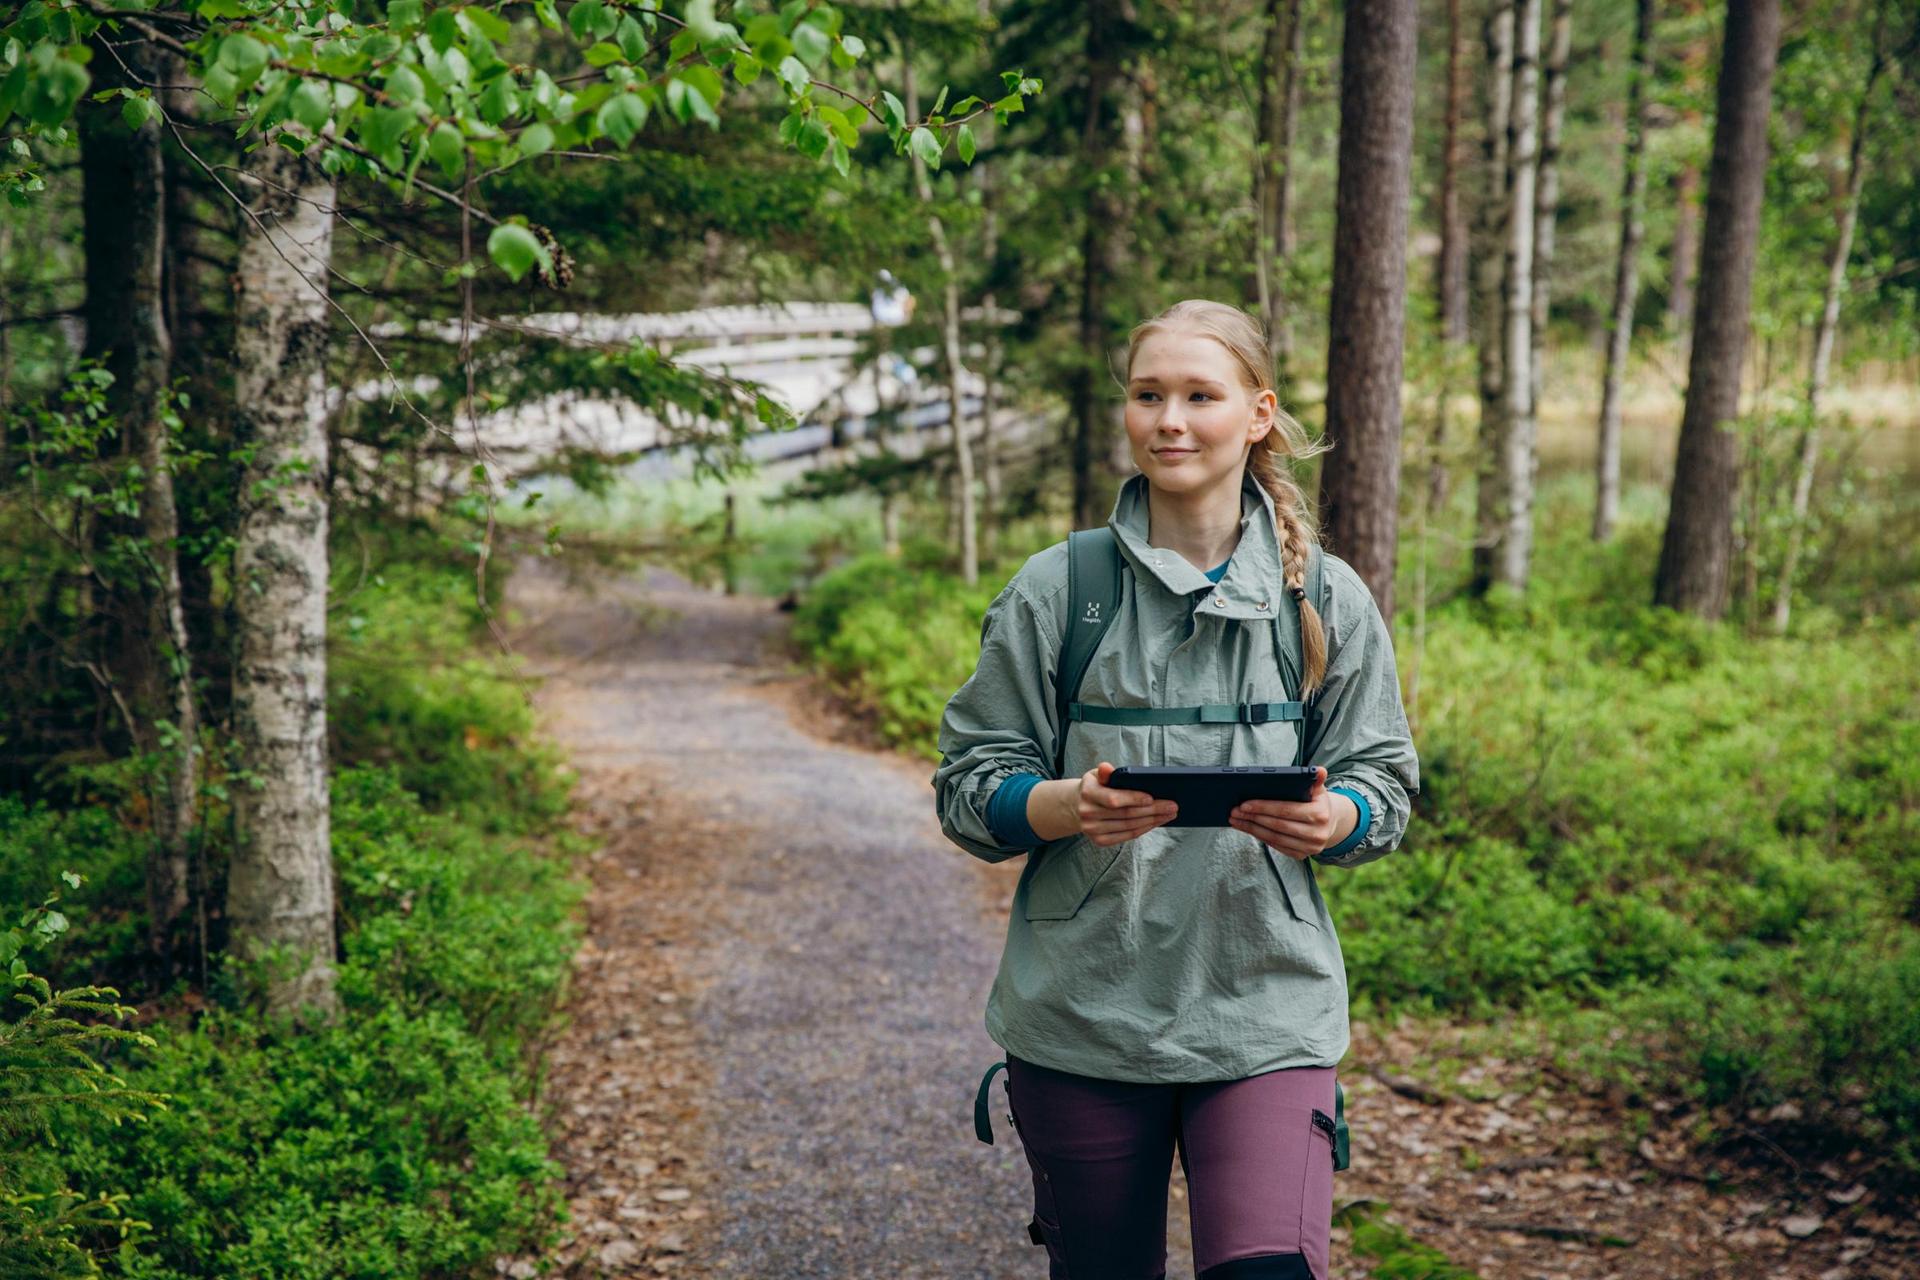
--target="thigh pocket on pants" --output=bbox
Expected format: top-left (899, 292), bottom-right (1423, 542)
top-left (1299, 1108), bottom-right (1337, 1280)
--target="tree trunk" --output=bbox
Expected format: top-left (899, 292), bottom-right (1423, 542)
top-left (1255, 0), bottom-right (1305, 381)
top-left (1527, 0), bottom-right (1571, 420)
top-left (1596, 0), bottom-right (1655, 543)
top-left (1071, 0), bottom-right (1142, 531)
top-left (1437, 0), bottom-right (1471, 345)
top-left (1654, 0), bottom-right (1781, 617)
top-left (80, 37), bottom-right (201, 964)
top-left (902, 57), bottom-right (978, 586)
top-left (971, 0), bottom-right (1002, 563)
top-left (1773, 13), bottom-right (1886, 634)
top-left (226, 140), bottom-right (341, 1021)
top-left (1320, 0), bottom-right (1418, 617)
top-left (1469, 0), bottom-right (1514, 595)
top-left (1668, 162), bottom-right (1701, 337)
top-left (1495, 0), bottom-right (1542, 592)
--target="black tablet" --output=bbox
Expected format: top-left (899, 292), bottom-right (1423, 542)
top-left (1107, 765), bottom-right (1321, 828)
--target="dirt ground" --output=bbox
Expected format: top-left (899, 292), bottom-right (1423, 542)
top-left (499, 556), bottom-right (1919, 1280)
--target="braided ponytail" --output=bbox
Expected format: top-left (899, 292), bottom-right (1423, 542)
top-left (1124, 300), bottom-right (1332, 696)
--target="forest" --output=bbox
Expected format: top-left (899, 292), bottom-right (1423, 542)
top-left (1, 0), bottom-right (1917, 1275)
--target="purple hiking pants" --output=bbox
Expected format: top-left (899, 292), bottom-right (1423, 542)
top-left (1005, 1054), bottom-right (1338, 1280)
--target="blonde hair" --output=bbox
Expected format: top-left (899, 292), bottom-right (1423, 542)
top-left (1123, 299), bottom-right (1331, 696)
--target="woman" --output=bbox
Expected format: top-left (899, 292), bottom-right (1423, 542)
top-left (931, 299), bottom-right (1420, 1280)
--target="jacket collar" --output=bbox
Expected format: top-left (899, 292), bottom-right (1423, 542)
top-left (1106, 469), bottom-right (1287, 622)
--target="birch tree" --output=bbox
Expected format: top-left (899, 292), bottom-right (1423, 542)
top-left (1596, 0), bottom-right (1656, 543)
top-left (1772, 1), bottom-right (1891, 633)
top-left (226, 140), bottom-right (341, 1020)
top-left (902, 52), bottom-right (978, 586)
top-left (1495, 0), bottom-right (1541, 592)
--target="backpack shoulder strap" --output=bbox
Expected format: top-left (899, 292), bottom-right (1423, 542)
top-left (1054, 528), bottom-right (1123, 777)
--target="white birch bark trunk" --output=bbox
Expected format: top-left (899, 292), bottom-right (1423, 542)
top-left (1497, 0), bottom-right (1542, 592)
top-left (1597, 0), bottom-right (1655, 543)
top-left (227, 140), bottom-right (340, 1020)
top-left (903, 58), bottom-right (978, 586)
top-left (1772, 31), bottom-right (1884, 634)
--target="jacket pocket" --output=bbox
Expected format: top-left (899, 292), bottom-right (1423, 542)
top-left (1024, 835), bottom-right (1124, 921)
top-left (1263, 843), bottom-right (1322, 930)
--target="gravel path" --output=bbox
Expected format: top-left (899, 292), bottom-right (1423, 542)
top-left (508, 558), bottom-right (1198, 1279)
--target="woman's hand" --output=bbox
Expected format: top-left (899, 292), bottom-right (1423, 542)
top-left (1229, 766), bottom-right (1348, 860)
top-left (1068, 762), bottom-right (1178, 847)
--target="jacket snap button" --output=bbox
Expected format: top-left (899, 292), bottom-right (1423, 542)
top-left (1214, 596), bottom-right (1228, 608)
top-left (1256, 600), bottom-right (1268, 611)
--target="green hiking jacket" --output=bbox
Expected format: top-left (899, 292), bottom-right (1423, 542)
top-left (931, 470), bottom-right (1421, 1082)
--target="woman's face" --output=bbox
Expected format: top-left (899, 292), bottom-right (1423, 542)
top-left (1124, 329), bottom-right (1275, 499)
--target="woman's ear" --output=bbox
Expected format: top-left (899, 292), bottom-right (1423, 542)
top-left (1247, 388), bottom-right (1277, 445)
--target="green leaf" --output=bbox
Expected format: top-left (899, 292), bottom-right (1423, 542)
top-left (616, 14), bottom-right (648, 62)
top-left (487, 223), bottom-right (548, 282)
top-left (384, 63), bottom-right (424, 105)
top-left (909, 125), bottom-right (940, 169)
top-left (584, 41), bottom-right (624, 67)
top-left (568, 0), bottom-right (605, 41)
top-left (594, 91), bottom-right (646, 146)
top-left (203, 64), bottom-right (239, 110)
top-left (463, 7), bottom-right (513, 42)
top-left (839, 34), bottom-right (866, 60)
top-left (684, 0), bottom-right (727, 42)
top-left (680, 64), bottom-right (723, 108)
top-left (290, 78), bottom-right (331, 130)
top-left (743, 13), bottom-right (785, 57)
top-left (21, 55), bottom-right (87, 125)
top-left (517, 120), bottom-right (554, 158)
top-left (428, 120), bottom-right (463, 176)
top-left (120, 92), bottom-right (155, 130)
top-left (358, 104), bottom-right (414, 156)
top-left (478, 73), bottom-right (519, 125)
top-left (795, 116), bottom-right (829, 160)
top-left (386, 0), bottom-right (424, 33)
top-left (730, 50), bottom-right (762, 86)
top-left (956, 122), bottom-right (975, 164)
top-left (775, 54), bottom-right (809, 96)
top-left (426, 6), bottom-right (460, 53)
top-left (829, 133), bottom-right (849, 177)
top-left (218, 33), bottom-right (271, 92)
top-left (816, 103), bottom-right (855, 148)
top-left (879, 88), bottom-right (905, 132)
top-left (790, 19), bottom-right (829, 67)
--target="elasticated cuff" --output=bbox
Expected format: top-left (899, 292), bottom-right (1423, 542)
top-left (1320, 784), bottom-right (1372, 857)
top-left (986, 772), bottom-right (1046, 848)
